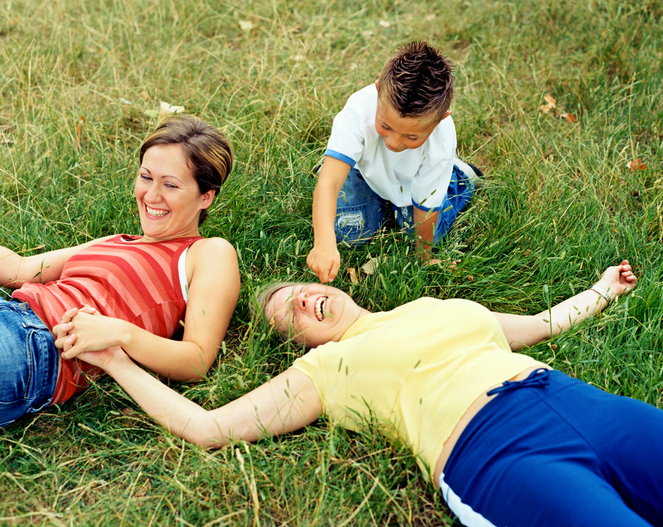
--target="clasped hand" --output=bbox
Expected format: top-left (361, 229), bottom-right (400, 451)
top-left (52, 306), bottom-right (125, 368)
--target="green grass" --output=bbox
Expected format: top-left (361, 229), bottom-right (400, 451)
top-left (1, 0), bottom-right (662, 524)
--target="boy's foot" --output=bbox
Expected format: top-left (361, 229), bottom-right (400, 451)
top-left (454, 157), bottom-right (484, 189)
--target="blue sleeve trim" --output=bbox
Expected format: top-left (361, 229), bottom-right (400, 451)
top-left (325, 149), bottom-right (356, 168)
top-left (412, 199), bottom-right (441, 212)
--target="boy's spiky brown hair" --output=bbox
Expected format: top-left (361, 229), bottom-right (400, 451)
top-left (377, 41), bottom-right (455, 122)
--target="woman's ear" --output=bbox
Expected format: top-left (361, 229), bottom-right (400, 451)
top-left (201, 189), bottom-right (215, 209)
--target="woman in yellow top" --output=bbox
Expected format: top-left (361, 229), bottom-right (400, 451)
top-left (56, 261), bottom-right (663, 527)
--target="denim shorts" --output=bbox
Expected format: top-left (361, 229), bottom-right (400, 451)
top-left (335, 165), bottom-right (474, 246)
top-left (439, 370), bottom-right (663, 527)
top-left (0, 299), bottom-right (59, 427)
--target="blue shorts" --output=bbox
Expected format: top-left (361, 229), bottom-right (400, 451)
top-left (439, 369), bottom-right (663, 527)
top-left (334, 164), bottom-right (474, 246)
top-left (0, 299), bottom-right (60, 427)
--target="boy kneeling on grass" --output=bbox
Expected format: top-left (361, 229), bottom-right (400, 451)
top-left (307, 41), bottom-right (482, 283)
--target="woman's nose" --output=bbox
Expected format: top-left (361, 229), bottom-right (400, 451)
top-left (294, 291), bottom-right (309, 310)
top-left (145, 184), bottom-right (161, 202)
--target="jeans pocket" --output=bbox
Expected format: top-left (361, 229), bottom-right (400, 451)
top-left (0, 334), bottom-right (36, 407)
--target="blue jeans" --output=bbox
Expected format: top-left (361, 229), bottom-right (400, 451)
top-left (440, 370), bottom-right (663, 527)
top-left (0, 299), bottom-right (59, 427)
top-left (335, 165), bottom-right (474, 246)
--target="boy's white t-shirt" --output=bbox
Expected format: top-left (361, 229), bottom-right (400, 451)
top-left (325, 84), bottom-right (457, 210)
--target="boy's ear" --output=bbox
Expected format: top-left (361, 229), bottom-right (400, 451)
top-left (374, 80), bottom-right (379, 90)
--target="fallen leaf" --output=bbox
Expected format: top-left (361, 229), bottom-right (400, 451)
top-left (539, 93), bottom-right (556, 114)
top-left (628, 158), bottom-right (646, 172)
top-left (379, 20), bottom-right (391, 28)
top-left (539, 93), bottom-right (577, 124)
top-left (1, 130), bottom-right (13, 146)
top-left (145, 101), bottom-right (186, 119)
top-left (348, 268), bottom-right (359, 284)
top-left (559, 112), bottom-right (576, 123)
top-left (425, 14), bottom-right (436, 21)
top-left (160, 101), bottom-right (184, 116)
top-left (75, 116), bottom-right (84, 149)
top-left (361, 257), bottom-right (381, 275)
top-left (239, 20), bottom-right (256, 32)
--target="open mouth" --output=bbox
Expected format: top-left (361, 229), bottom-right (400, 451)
top-left (315, 296), bottom-right (328, 321)
top-left (146, 205), bottom-right (169, 218)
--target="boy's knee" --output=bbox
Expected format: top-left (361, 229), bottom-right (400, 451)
top-left (335, 209), bottom-right (374, 246)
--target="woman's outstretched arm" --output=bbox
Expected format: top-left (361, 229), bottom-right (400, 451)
top-left (77, 346), bottom-right (323, 447)
top-left (0, 236), bottom-right (115, 288)
top-left (493, 260), bottom-right (637, 350)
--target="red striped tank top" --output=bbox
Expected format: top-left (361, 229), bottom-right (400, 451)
top-left (13, 235), bottom-right (202, 404)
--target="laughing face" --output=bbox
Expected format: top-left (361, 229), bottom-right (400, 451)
top-left (135, 143), bottom-right (215, 242)
top-left (266, 283), bottom-right (369, 347)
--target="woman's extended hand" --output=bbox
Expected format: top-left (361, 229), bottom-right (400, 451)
top-left (53, 306), bottom-right (126, 359)
top-left (73, 344), bottom-right (129, 371)
top-left (595, 260), bottom-right (637, 300)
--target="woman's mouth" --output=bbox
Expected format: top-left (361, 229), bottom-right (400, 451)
top-left (146, 205), bottom-right (169, 218)
top-left (315, 296), bottom-right (328, 321)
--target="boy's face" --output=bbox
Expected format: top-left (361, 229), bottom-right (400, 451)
top-left (374, 85), bottom-right (450, 153)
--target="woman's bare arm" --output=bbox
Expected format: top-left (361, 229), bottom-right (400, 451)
top-left (78, 347), bottom-right (322, 447)
top-left (0, 236), bottom-right (115, 288)
top-left (493, 260), bottom-right (637, 350)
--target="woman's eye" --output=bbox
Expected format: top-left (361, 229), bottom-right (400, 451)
top-left (139, 174), bottom-right (152, 181)
top-left (165, 183), bottom-right (179, 189)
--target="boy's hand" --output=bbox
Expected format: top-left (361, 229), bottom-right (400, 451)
top-left (307, 244), bottom-right (341, 282)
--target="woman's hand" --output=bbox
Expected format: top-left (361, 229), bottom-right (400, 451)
top-left (73, 345), bottom-right (129, 371)
top-left (53, 306), bottom-right (126, 359)
top-left (594, 260), bottom-right (637, 300)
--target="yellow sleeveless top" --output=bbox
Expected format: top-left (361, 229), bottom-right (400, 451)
top-left (292, 297), bottom-right (546, 481)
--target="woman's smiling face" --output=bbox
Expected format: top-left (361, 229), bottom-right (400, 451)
top-left (135, 143), bottom-right (214, 241)
top-left (266, 283), bottom-right (368, 347)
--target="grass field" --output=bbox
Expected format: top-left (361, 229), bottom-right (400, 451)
top-left (1, 0), bottom-right (662, 524)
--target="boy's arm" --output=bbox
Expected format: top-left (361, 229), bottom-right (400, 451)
top-left (413, 207), bottom-right (439, 261)
top-left (307, 156), bottom-right (351, 282)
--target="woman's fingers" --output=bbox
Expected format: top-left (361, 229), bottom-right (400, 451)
top-left (55, 333), bottom-right (77, 352)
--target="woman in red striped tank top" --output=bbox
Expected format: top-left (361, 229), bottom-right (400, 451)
top-left (0, 115), bottom-right (240, 427)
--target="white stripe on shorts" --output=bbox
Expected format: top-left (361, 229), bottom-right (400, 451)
top-left (439, 472), bottom-right (497, 527)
